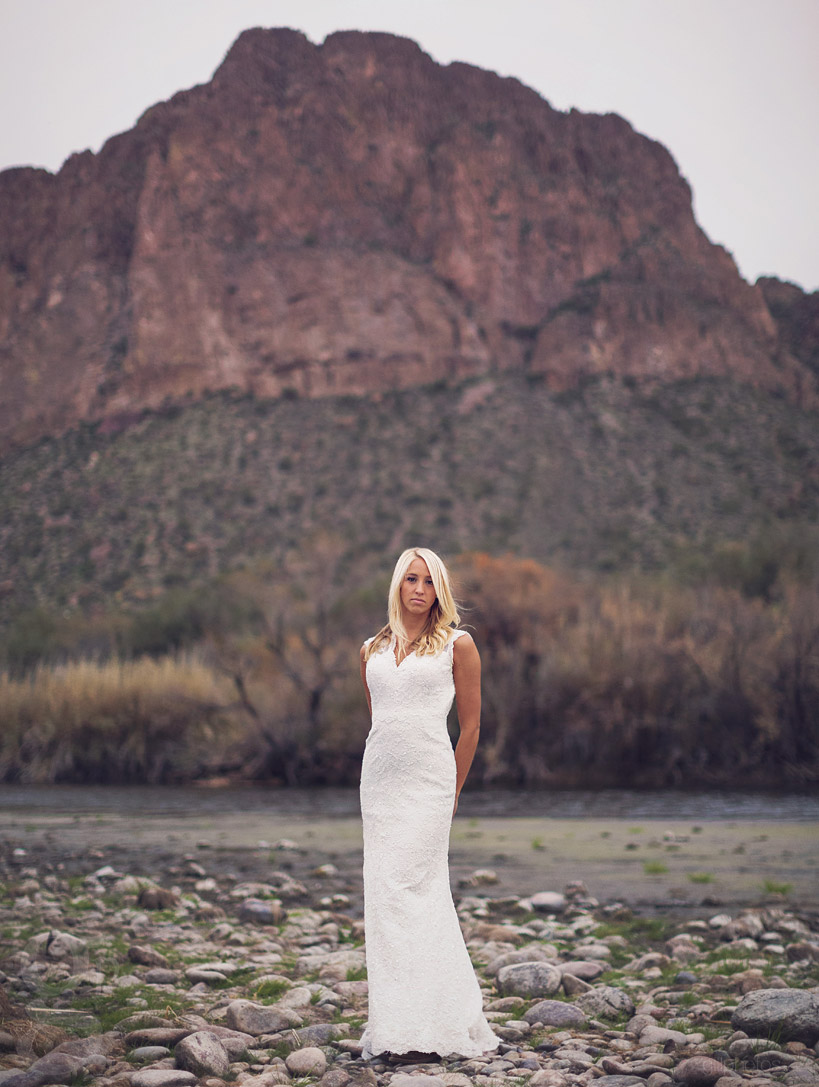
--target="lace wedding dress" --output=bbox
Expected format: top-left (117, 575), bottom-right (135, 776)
top-left (359, 629), bottom-right (500, 1059)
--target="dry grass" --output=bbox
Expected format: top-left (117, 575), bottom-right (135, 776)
top-left (0, 654), bottom-right (238, 783)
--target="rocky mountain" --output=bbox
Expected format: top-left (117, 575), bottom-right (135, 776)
top-left (1, 27), bottom-right (816, 453)
top-left (2, 28), bottom-right (818, 628)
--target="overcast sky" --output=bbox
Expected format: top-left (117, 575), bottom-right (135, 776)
top-left (2, 0), bottom-right (817, 292)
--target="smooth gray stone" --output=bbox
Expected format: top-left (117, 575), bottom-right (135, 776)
top-left (732, 989), bottom-right (819, 1046)
top-left (174, 1031), bottom-right (230, 1078)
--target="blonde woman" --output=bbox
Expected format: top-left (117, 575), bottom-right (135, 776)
top-left (358, 547), bottom-right (499, 1062)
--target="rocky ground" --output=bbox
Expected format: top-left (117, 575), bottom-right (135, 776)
top-left (1, 841), bottom-right (818, 1087)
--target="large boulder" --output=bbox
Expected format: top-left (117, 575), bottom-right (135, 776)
top-left (224, 1000), bottom-right (302, 1035)
top-left (285, 1047), bottom-right (327, 1077)
top-left (524, 1000), bottom-right (587, 1028)
top-left (731, 989), bottom-right (819, 1045)
top-left (575, 986), bottom-right (635, 1021)
top-left (174, 1031), bottom-right (230, 1078)
top-left (673, 1057), bottom-right (730, 1086)
top-left (497, 961), bottom-right (562, 998)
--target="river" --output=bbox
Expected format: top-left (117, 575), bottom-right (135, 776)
top-left (1, 783), bottom-right (817, 820)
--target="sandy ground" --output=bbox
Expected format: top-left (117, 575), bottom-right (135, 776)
top-left (3, 805), bottom-right (817, 917)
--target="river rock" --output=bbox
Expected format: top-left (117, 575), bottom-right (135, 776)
top-left (239, 898), bottom-right (286, 925)
top-left (128, 944), bottom-right (170, 968)
top-left (132, 1047), bottom-right (173, 1061)
top-left (576, 986), bottom-right (635, 1020)
top-left (562, 972), bottom-right (593, 995)
top-left (673, 1058), bottom-right (729, 1085)
top-left (225, 1000), bottom-right (302, 1035)
top-left (486, 946), bottom-right (558, 975)
top-left (497, 961), bottom-right (562, 997)
top-left (528, 1073), bottom-right (569, 1087)
top-left (285, 1047), bottom-right (327, 1076)
top-left (0, 1051), bottom-right (90, 1087)
top-left (591, 1078), bottom-right (646, 1087)
top-left (626, 952), bottom-right (672, 973)
top-left (573, 941), bottom-right (612, 960)
top-left (560, 960), bottom-right (605, 980)
top-left (130, 1072), bottom-right (198, 1087)
top-left (732, 990), bottom-right (819, 1045)
top-left (641, 1025), bottom-right (705, 1046)
top-left (45, 931), bottom-right (87, 960)
top-left (531, 892), bottom-right (566, 913)
top-left (524, 1000), bottom-right (587, 1028)
top-left (389, 1077), bottom-right (446, 1087)
top-left (278, 986), bottom-right (313, 1008)
top-left (286, 1024), bottom-right (348, 1047)
top-left (184, 967), bottom-right (228, 984)
top-left (193, 1026), bottom-right (256, 1059)
top-left (318, 1071), bottom-right (352, 1087)
top-left (786, 942), bottom-right (819, 963)
top-left (137, 886), bottom-right (180, 910)
top-left (174, 1031), bottom-right (230, 1077)
top-left (125, 1029), bottom-right (192, 1048)
top-left (144, 968), bottom-right (180, 985)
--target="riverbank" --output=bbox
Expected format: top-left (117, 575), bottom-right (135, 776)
top-left (2, 802), bottom-right (817, 913)
top-left (1, 831), bottom-right (818, 1087)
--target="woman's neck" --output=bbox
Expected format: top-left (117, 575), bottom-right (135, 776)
top-left (400, 613), bottom-right (430, 644)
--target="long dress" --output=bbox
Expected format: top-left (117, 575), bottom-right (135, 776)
top-left (358, 628), bottom-right (500, 1059)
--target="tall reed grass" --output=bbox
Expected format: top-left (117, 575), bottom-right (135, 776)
top-left (0, 654), bottom-right (237, 783)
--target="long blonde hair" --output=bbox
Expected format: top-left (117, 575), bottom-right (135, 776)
top-left (364, 547), bottom-right (460, 661)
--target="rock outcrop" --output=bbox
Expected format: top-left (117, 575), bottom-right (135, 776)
top-left (0, 27), bottom-right (815, 450)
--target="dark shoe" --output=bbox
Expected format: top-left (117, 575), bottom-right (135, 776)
top-left (388, 1051), bottom-right (441, 1064)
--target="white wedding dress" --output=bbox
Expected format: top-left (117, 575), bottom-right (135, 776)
top-left (359, 629), bottom-right (500, 1059)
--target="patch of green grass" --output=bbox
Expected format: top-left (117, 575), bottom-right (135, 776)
top-left (71, 985), bottom-right (194, 1034)
top-left (643, 860), bottom-right (669, 875)
top-left (66, 1073), bottom-right (93, 1087)
top-left (713, 960), bottom-right (751, 976)
top-left (346, 966), bottom-right (367, 981)
top-left (531, 837), bottom-right (546, 851)
top-left (763, 879), bottom-right (793, 895)
top-left (254, 978), bottom-right (290, 1001)
top-left (687, 872), bottom-right (715, 884)
top-left (628, 825), bottom-right (645, 834)
top-left (209, 966), bottom-right (256, 990)
top-left (595, 916), bottom-right (673, 943)
top-left (65, 897), bottom-right (98, 912)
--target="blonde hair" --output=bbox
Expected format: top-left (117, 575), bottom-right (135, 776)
top-left (364, 547), bottom-right (460, 661)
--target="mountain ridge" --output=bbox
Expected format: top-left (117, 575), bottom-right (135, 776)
top-left (1, 26), bottom-right (816, 454)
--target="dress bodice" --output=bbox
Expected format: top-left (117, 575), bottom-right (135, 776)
top-left (365, 629), bottom-right (467, 738)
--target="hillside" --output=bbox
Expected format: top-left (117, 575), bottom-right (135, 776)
top-left (2, 373), bottom-right (818, 622)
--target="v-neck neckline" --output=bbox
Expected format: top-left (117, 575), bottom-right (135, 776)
top-left (392, 633), bottom-right (416, 669)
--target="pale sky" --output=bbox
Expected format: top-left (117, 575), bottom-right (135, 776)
top-left (1, 0), bottom-right (817, 292)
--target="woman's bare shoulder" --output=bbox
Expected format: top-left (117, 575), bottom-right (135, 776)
top-left (451, 629), bottom-right (477, 654)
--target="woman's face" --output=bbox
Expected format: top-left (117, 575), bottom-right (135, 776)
top-left (400, 556), bottom-right (437, 619)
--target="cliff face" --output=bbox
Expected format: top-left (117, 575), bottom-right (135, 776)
top-left (0, 28), bottom-right (814, 449)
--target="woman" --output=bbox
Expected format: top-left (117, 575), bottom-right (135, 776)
top-left (358, 547), bottom-right (500, 1061)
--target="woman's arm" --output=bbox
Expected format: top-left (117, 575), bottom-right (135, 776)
top-left (360, 644), bottom-right (372, 717)
top-left (452, 632), bottom-right (481, 816)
